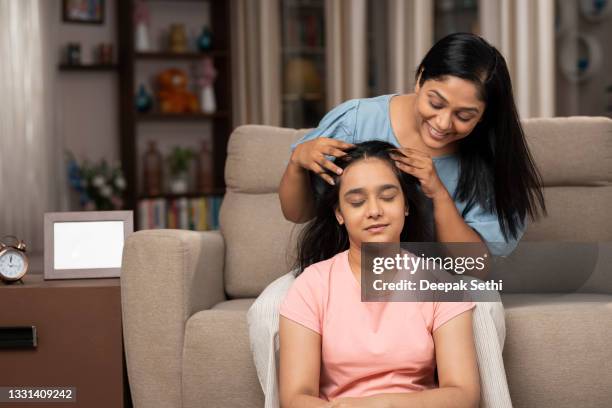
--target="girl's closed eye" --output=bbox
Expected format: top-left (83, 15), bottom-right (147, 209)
top-left (380, 193), bottom-right (397, 202)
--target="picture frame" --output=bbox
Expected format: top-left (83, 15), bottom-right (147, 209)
top-left (44, 211), bottom-right (133, 280)
top-left (62, 0), bottom-right (105, 25)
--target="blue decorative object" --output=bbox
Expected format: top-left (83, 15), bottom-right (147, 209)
top-left (135, 84), bottom-right (153, 113)
top-left (197, 26), bottom-right (213, 51)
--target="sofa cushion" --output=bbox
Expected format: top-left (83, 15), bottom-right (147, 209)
top-left (523, 117), bottom-right (612, 186)
top-left (502, 293), bottom-right (612, 408)
top-left (225, 125), bottom-right (309, 193)
top-left (523, 186), bottom-right (612, 241)
top-left (221, 190), bottom-right (304, 298)
top-left (183, 308), bottom-right (264, 408)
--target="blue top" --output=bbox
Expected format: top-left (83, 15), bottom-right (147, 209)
top-left (291, 94), bottom-right (524, 256)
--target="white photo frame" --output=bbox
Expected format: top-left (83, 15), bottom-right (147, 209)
top-left (44, 211), bottom-right (133, 280)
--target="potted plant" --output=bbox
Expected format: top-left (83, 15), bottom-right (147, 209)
top-left (167, 146), bottom-right (194, 194)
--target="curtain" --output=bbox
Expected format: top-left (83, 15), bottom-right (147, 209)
top-left (0, 0), bottom-right (62, 258)
top-left (480, 0), bottom-right (556, 118)
top-left (325, 0), bottom-right (368, 106)
top-left (231, 0), bottom-right (282, 126)
top-left (387, 0), bottom-right (434, 94)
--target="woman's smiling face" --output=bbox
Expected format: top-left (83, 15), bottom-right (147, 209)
top-left (334, 158), bottom-right (407, 248)
top-left (414, 76), bottom-right (486, 151)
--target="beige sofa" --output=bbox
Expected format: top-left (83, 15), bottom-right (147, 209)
top-left (121, 118), bottom-right (612, 408)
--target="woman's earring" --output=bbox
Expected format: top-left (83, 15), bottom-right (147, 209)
top-left (404, 209), bottom-right (409, 216)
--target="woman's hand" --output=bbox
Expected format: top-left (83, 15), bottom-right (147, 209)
top-left (390, 148), bottom-right (449, 201)
top-left (290, 138), bottom-right (355, 185)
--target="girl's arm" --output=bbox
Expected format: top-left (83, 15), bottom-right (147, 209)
top-left (279, 316), bottom-right (330, 408)
top-left (332, 310), bottom-right (479, 408)
top-left (280, 138), bottom-right (354, 223)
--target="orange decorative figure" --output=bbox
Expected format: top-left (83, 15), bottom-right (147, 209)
top-left (157, 68), bottom-right (199, 113)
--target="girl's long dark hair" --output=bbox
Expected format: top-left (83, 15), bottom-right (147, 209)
top-left (416, 33), bottom-right (546, 240)
top-left (295, 141), bottom-right (433, 274)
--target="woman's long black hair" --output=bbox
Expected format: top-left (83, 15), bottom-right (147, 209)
top-left (295, 141), bottom-right (433, 274)
top-left (416, 33), bottom-right (546, 240)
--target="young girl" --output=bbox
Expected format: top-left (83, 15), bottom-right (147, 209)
top-left (279, 141), bottom-right (479, 407)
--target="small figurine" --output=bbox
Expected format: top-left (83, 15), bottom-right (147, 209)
top-left (195, 57), bottom-right (217, 113)
top-left (134, 0), bottom-right (151, 51)
top-left (169, 24), bottom-right (188, 53)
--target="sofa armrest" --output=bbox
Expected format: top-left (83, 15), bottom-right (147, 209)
top-left (121, 229), bottom-right (225, 408)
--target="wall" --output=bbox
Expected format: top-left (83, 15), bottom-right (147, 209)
top-left (54, 0), bottom-right (120, 166)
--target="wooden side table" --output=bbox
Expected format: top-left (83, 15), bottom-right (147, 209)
top-left (0, 274), bottom-right (131, 407)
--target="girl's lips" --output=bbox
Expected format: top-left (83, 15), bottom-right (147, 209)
top-left (365, 224), bottom-right (389, 233)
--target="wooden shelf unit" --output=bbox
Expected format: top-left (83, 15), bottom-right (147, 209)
top-left (117, 0), bottom-right (232, 230)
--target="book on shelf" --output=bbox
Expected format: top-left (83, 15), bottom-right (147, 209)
top-left (138, 196), bottom-right (223, 231)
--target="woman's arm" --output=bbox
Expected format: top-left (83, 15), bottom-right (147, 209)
top-left (332, 310), bottom-right (479, 408)
top-left (391, 149), bottom-right (490, 278)
top-left (431, 190), bottom-right (483, 243)
top-left (279, 138), bottom-right (354, 223)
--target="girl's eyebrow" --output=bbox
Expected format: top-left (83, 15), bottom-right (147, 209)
top-left (344, 184), bottom-right (399, 197)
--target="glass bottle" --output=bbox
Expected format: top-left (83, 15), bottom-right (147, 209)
top-left (197, 25), bottom-right (213, 51)
top-left (197, 140), bottom-right (214, 192)
top-left (143, 141), bottom-right (163, 196)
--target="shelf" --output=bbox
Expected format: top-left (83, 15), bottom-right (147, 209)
top-left (139, 190), bottom-right (226, 201)
top-left (135, 51), bottom-right (228, 60)
top-left (136, 111), bottom-right (229, 121)
top-left (59, 64), bottom-right (118, 71)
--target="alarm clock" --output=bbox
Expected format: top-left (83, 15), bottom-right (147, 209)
top-left (0, 236), bottom-right (29, 283)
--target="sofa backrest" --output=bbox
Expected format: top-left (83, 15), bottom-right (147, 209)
top-left (521, 117), bottom-right (612, 241)
top-left (220, 118), bottom-right (612, 298)
top-left (220, 125), bottom-right (308, 298)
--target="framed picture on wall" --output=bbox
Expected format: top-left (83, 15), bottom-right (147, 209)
top-left (62, 0), bottom-right (105, 24)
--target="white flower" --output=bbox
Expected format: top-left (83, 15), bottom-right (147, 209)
top-left (100, 185), bottom-right (112, 197)
top-left (114, 176), bottom-right (126, 190)
top-left (93, 175), bottom-right (105, 187)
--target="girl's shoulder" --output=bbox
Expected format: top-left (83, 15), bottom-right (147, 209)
top-left (299, 250), bottom-right (348, 281)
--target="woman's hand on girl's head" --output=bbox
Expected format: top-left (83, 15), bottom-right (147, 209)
top-left (290, 137), bottom-right (355, 185)
top-left (390, 148), bottom-right (449, 201)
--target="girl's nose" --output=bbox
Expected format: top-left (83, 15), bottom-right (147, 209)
top-left (366, 199), bottom-right (383, 218)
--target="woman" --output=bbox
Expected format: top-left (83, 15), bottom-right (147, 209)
top-left (249, 33), bottom-right (545, 408)
top-left (280, 141), bottom-right (479, 407)
top-left (280, 32), bottom-right (545, 256)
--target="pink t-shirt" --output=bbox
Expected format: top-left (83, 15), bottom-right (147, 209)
top-left (279, 250), bottom-right (475, 401)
